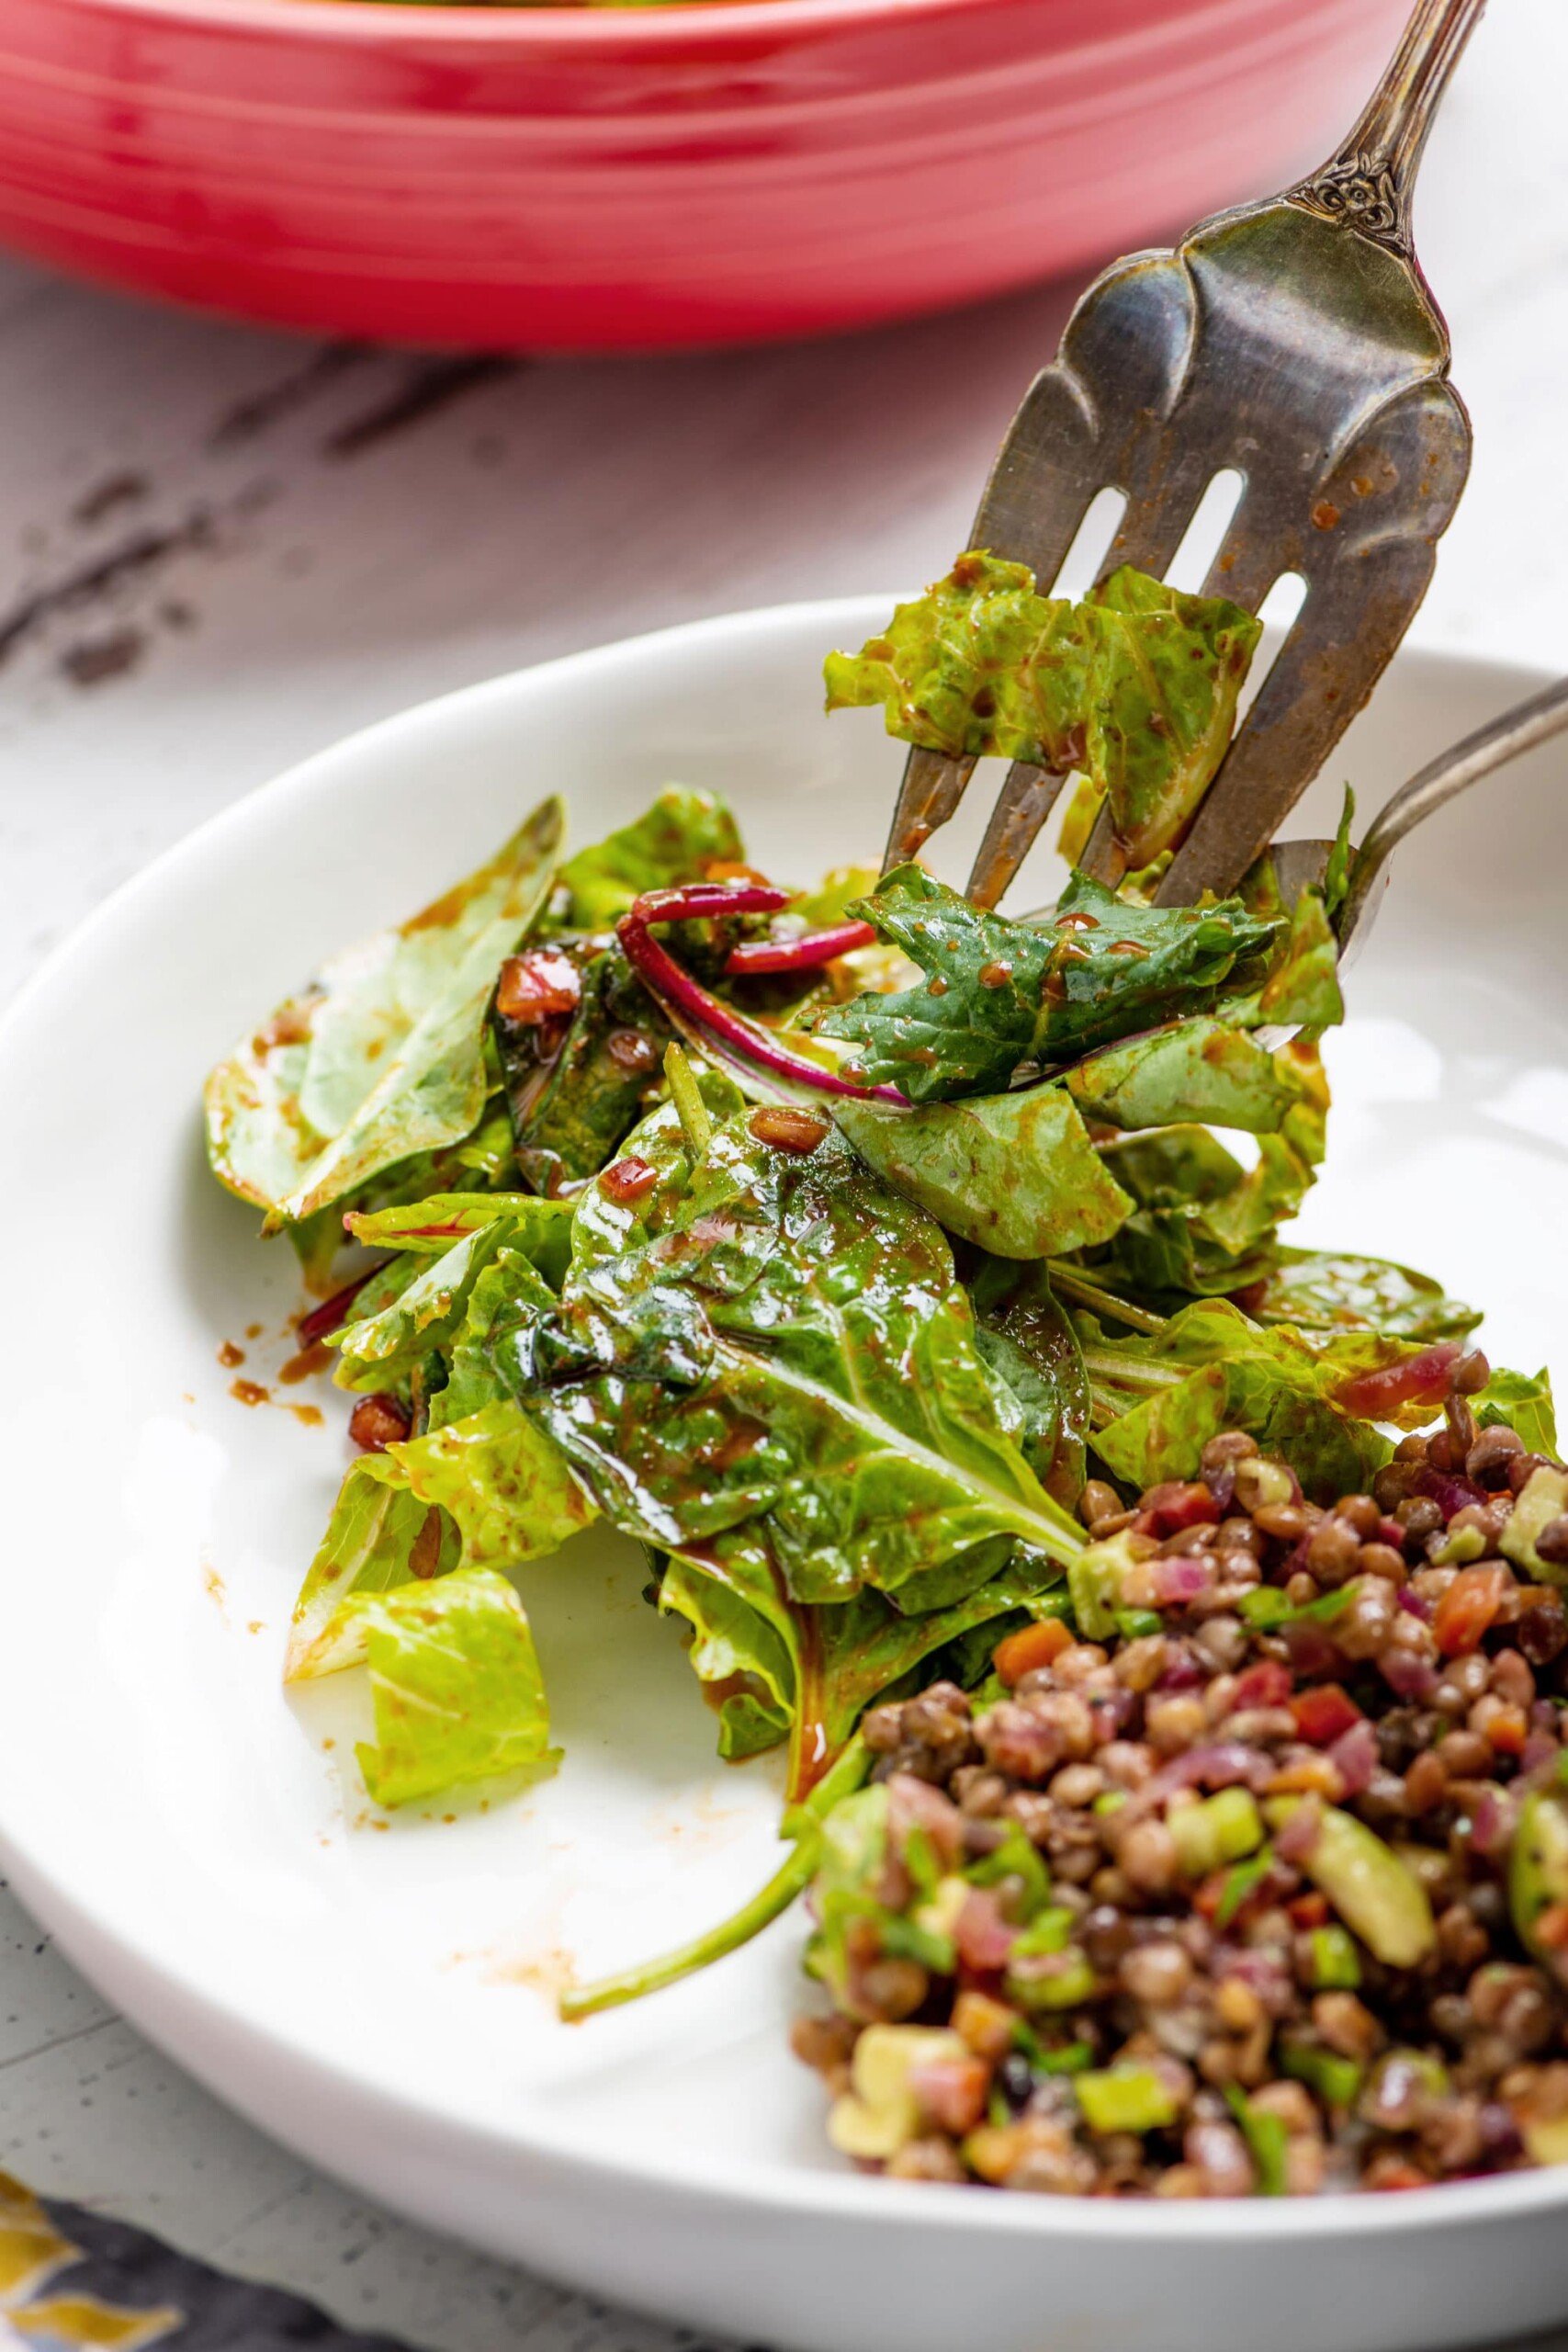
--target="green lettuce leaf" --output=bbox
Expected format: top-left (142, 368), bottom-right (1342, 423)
top-left (824, 554), bottom-right (1259, 868)
top-left (1083, 1299), bottom-right (1443, 1497)
top-left (286, 1455), bottom-right (458, 1679)
top-left (1242, 1248), bottom-right (1480, 1342)
top-left (1475, 1366), bottom-right (1558, 1458)
top-left (355, 1568), bottom-right (559, 1810)
top-left (205, 797), bottom-right (562, 1231)
top-left (1063, 1017), bottom-right (1304, 1136)
top-left (494, 1104), bottom-right (1081, 1611)
top-left (345, 1190), bottom-right (571, 1263)
top-left (333, 1200), bottom-right (571, 1396)
top-left (970, 1258), bottom-right (1091, 1506)
top-left (833, 1085), bottom-right (1132, 1260)
top-left (821, 866), bottom-right (1277, 1103)
top-left (389, 1398), bottom-right (596, 1572)
top-left (553, 787), bottom-right (741, 932)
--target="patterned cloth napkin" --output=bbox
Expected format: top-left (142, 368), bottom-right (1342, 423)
top-left (0, 2171), bottom-right (412, 2350)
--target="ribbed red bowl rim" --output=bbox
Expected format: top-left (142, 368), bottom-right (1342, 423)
top-left (47, 0), bottom-right (1321, 58)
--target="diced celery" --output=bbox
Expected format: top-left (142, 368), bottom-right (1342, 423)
top-left (1503, 1466), bottom-right (1568, 1585)
top-left (1008, 1948), bottom-right (1097, 2011)
top-left (1265, 1799), bottom-right (1434, 1968)
top-left (1511, 1790), bottom-right (1568, 1960)
top-left (1077, 2064), bottom-right (1179, 2135)
top-left (1308, 1925), bottom-right (1362, 1990)
top-left (1280, 2039), bottom-right (1363, 2109)
top-left (1171, 1787), bottom-right (1264, 1879)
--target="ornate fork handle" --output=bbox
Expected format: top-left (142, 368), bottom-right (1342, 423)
top-left (1291, 0), bottom-right (1487, 260)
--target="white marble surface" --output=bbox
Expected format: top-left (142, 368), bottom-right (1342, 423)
top-left (1, 2), bottom-right (1566, 2343)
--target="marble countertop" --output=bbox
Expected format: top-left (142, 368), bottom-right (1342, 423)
top-left (2, 3), bottom-right (1566, 2342)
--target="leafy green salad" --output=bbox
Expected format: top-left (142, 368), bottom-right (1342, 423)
top-left (204, 550), bottom-right (1535, 2018)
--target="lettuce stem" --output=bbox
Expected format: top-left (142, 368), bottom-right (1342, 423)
top-left (1047, 1262), bottom-right (1166, 1337)
top-left (559, 1736), bottom-right (869, 2022)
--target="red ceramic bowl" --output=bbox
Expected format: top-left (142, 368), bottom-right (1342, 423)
top-left (0, 0), bottom-right (1411, 352)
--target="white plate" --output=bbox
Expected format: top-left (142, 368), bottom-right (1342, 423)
top-left (3, 603), bottom-right (1568, 2352)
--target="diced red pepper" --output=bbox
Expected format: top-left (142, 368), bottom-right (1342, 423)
top-left (495, 948), bottom-right (581, 1024)
top-left (1289, 1685), bottom-right (1364, 1747)
top-left (1484, 1704), bottom-right (1529, 1758)
top-left (1134, 1480), bottom-right (1222, 1540)
top-left (1433, 1564), bottom-right (1511, 1657)
top-left (1288, 1892), bottom-right (1331, 1929)
top-left (1234, 1660), bottom-right (1293, 1712)
top-left (995, 1618), bottom-right (1074, 1685)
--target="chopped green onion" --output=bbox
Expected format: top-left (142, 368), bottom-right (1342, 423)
top-left (1280, 2039), bottom-right (1363, 2110)
top-left (1224, 2085), bottom-right (1289, 2194)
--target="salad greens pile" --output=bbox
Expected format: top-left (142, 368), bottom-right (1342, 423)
top-left (204, 555), bottom-right (1533, 2017)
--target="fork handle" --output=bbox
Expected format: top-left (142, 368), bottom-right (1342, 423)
top-left (1339, 674), bottom-right (1568, 956)
top-left (1291, 0), bottom-right (1487, 257)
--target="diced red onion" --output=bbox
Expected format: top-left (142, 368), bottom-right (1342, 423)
top-left (1202, 1462), bottom-right (1237, 1515)
top-left (1396, 1585), bottom-right (1434, 1623)
top-left (1147, 1743), bottom-right (1273, 1801)
top-left (1521, 1731), bottom-right (1560, 1778)
top-left (1273, 1800), bottom-right (1323, 1864)
top-left (1378, 1648), bottom-right (1438, 1702)
top-left (1415, 1465), bottom-right (1487, 1521)
top-left (1156, 1648), bottom-right (1205, 1691)
top-left (955, 1888), bottom-right (1018, 1972)
top-left (1151, 1555), bottom-right (1214, 1606)
top-left (1326, 1719), bottom-right (1379, 1796)
top-left (887, 1771), bottom-right (964, 1871)
top-left (619, 883), bottom-right (908, 1105)
top-left (1469, 1786), bottom-right (1517, 1860)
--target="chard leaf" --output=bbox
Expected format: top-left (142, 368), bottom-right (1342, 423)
top-left (822, 866), bottom-right (1277, 1103)
top-left (823, 553), bottom-right (1259, 869)
top-left (1064, 1017), bottom-right (1303, 1136)
top-left (554, 787), bottom-right (742, 932)
top-left (970, 1258), bottom-right (1091, 1506)
top-left (1084, 1299), bottom-right (1443, 1497)
top-left (494, 940), bottom-right (671, 1195)
top-left (1222, 886), bottom-right (1344, 1035)
top-left (355, 1568), bottom-right (559, 1810)
top-left (286, 1455), bottom-right (458, 1680)
top-left (492, 1105), bottom-right (1082, 1611)
top-left (205, 797), bottom-right (562, 1229)
top-left (833, 1085), bottom-right (1131, 1260)
top-left (1243, 1248), bottom-right (1480, 1342)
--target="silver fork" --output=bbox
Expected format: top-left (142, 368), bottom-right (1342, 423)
top-left (1253, 673), bottom-right (1568, 1047)
top-left (886, 0), bottom-right (1486, 913)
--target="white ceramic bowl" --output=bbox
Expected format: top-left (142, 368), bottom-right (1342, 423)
top-left (2, 604), bottom-right (1568, 2352)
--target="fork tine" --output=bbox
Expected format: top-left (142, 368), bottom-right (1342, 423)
top-left (1077, 800), bottom-right (1125, 887)
top-left (882, 745), bottom-right (976, 873)
top-left (964, 762), bottom-right (1069, 909)
top-left (1095, 453), bottom-right (1215, 590)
